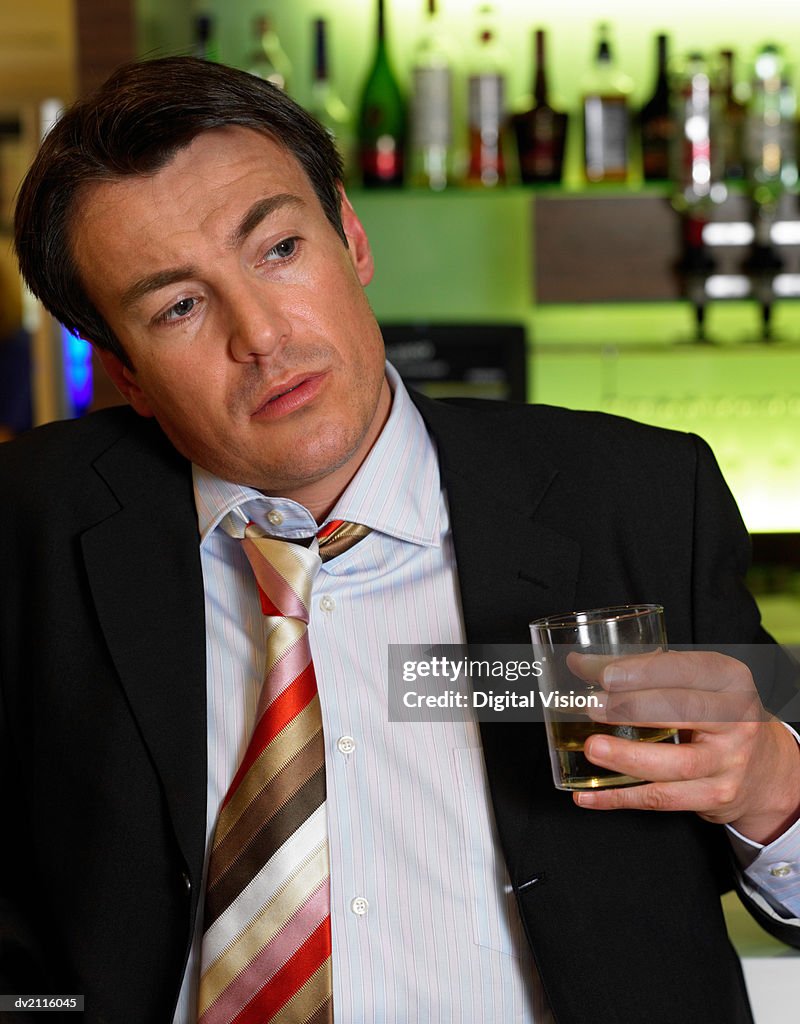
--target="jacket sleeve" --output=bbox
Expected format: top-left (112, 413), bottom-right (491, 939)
top-left (688, 433), bottom-right (800, 948)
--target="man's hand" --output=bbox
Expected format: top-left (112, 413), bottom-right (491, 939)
top-left (569, 650), bottom-right (800, 845)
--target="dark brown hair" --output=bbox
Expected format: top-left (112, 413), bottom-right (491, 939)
top-left (14, 56), bottom-right (346, 368)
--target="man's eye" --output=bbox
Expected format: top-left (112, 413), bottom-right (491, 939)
top-left (265, 237), bottom-right (298, 261)
top-left (171, 298), bottom-right (196, 317)
top-left (158, 297), bottom-right (197, 323)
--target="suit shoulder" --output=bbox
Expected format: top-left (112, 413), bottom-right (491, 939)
top-left (0, 406), bottom-right (132, 473)
top-left (0, 406), bottom-right (179, 509)
top-left (432, 395), bottom-right (704, 466)
top-left (526, 402), bottom-right (700, 452)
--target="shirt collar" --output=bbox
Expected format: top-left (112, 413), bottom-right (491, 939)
top-left (193, 363), bottom-right (441, 549)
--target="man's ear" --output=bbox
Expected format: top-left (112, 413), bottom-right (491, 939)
top-left (339, 186), bottom-right (374, 287)
top-left (95, 348), bottom-right (155, 418)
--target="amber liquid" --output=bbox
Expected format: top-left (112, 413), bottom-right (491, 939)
top-left (550, 721), bottom-right (678, 790)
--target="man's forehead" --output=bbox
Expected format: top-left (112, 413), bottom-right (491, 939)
top-left (76, 126), bottom-right (310, 220)
top-left (71, 126), bottom-right (318, 262)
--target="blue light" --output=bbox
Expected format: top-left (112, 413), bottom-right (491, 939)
top-left (61, 326), bottom-right (93, 416)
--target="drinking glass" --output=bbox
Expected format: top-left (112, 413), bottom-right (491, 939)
top-left (529, 604), bottom-right (677, 790)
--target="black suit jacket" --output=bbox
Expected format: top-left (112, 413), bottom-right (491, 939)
top-left (0, 394), bottom-right (795, 1023)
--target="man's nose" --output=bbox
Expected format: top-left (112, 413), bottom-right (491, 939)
top-left (227, 284), bottom-right (291, 363)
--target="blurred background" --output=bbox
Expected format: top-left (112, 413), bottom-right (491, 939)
top-left (3, 1), bottom-right (800, 639)
top-left (5, 1), bottom-right (800, 637)
top-left (2, 0), bottom-right (800, 1009)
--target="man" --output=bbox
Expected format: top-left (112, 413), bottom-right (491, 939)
top-left (2, 57), bottom-right (799, 1024)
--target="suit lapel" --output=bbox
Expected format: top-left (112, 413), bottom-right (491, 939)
top-left (80, 421), bottom-right (207, 884)
top-left (411, 391), bottom-right (585, 895)
top-left (411, 391), bottom-right (581, 642)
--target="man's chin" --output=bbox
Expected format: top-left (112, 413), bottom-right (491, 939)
top-left (230, 440), bottom-right (365, 497)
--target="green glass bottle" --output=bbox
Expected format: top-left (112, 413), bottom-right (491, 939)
top-left (357, 0), bottom-right (406, 187)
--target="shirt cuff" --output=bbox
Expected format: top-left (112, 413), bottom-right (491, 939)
top-left (726, 723), bottom-right (800, 921)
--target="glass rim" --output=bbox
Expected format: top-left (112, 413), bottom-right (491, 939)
top-left (529, 603), bottom-right (664, 630)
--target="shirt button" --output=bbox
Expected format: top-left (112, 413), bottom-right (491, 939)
top-left (337, 735), bottom-right (356, 755)
top-left (267, 510), bottom-right (284, 526)
top-left (769, 863), bottom-right (794, 878)
top-left (319, 595), bottom-right (335, 612)
top-left (350, 896), bottom-right (369, 916)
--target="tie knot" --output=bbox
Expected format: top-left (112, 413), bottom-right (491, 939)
top-left (242, 528), bottom-right (320, 620)
top-left (220, 510), bottom-right (371, 620)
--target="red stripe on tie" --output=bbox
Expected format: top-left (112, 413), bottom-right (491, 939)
top-left (257, 583), bottom-right (282, 617)
top-left (316, 519), bottom-right (344, 542)
top-left (221, 661), bottom-right (318, 809)
top-left (230, 917), bottom-right (332, 1024)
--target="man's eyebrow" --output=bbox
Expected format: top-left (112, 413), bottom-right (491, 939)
top-left (121, 267), bottom-right (199, 311)
top-left (119, 194), bottom-right (307, 311)
top-left (229, 192), bottom-right (306, 248)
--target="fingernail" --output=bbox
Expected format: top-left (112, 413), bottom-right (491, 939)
top-left (587, 736), bottom-right (611, 761)
top-left (575, 792), bottom-right (597, 807)
top-left (601, 665), bottom-right (626, 688)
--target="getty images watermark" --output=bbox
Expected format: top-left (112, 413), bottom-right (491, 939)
top-left (387, 643), bottom-right (800, 723)
top-left (399, 652), bottom-right (601, 712)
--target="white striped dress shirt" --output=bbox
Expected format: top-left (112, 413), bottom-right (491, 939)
top-left (173, 365), bottom-right (800, 1021)
top-left (174, 366), bottom-right (552, 1023)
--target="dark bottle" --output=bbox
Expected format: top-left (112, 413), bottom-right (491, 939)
top-left (192, 14), bottom-right (218, 62)
top-left (512, 29), bottom-right (568, 184)
top-left (639, 33), bottom-right (674, 181)
top-left (356, 0), bottom-right (406, 188)
top-left (718, 49), bottom-right (746, 180)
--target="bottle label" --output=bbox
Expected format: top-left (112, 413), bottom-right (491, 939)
top-left (584, 95), bottom-right (628, 179)
top-left (641, 115), bottom-right (674, 179)
top-left (361, 134), bottom-right (404, 184)
top-left (412, 66), bottom-right (453, 147)
top-left (514, 107), bottom-right (567, 181)
top-left (468, 74), bottom-right (505, 134)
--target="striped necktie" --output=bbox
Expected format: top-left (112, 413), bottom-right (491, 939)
top-left (198, 518), bottom-right (369, 1024)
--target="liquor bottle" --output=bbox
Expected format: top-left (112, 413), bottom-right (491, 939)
top-left (743, 43), bottom-right (796, 339)
top-left (744, 43), bottom-right (798, 208)
top-left (511, 29), bottom-right (568, 184)
top-left (465, 5), bottom-right (508, 187)
top-left (639, 34), bottom-right (674, 181)
top-left (582, 23), bottom-right (632, 183)
top-left (718, 50), bottom-right (746, 180)
top-left (247, 15), bottom-right (292, 92)
top-left (356, 0), bottom-right (406, 188)
top-left (409, 0), bottom-right (455, 191)
top-left (192, 14), bottom-right (217, 62)
top-left (673, 52), bottom-right (722, 206)
top-left (309, 18), bottom-right (354, 179)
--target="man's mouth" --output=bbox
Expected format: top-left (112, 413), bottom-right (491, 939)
top-left (251, 372), bottom-right (327, 419)
top-left (267, 380), bottom-right (302, 403)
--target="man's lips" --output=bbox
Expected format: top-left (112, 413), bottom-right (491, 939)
top-left (251, 372), bottom-right (327, 419)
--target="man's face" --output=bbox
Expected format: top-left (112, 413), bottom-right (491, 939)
top-left (71, 127), bottom-right (390, 500)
